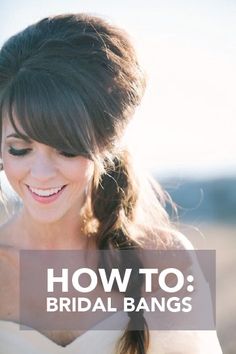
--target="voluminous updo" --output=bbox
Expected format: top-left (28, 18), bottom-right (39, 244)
top-left (0, 14), bottom-right (175, 354)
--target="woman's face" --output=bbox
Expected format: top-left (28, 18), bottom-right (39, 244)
top-left (1, 117), bottom-right (94, 223)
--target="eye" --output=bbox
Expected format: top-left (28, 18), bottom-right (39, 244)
top-left (8, 147), bottom-right (31, 156)
top-left (59, 151), bottom-right (78, 158)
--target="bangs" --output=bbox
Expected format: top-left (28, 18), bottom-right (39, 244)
top-left (1, 69), bottom-right (97, 159)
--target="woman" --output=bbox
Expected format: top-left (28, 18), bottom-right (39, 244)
top-left (0, 13), bottom-right (222, 353)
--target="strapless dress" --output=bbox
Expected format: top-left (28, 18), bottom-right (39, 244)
top-left (0, 311), bottom-right (223, 354)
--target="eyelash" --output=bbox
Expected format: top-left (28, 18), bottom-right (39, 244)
top-left (60, 151), bottom-right (77, 158)
top-left (8, 147), bottom-right (77, 158)
top-left (8, 147), bottom-right (30, 156)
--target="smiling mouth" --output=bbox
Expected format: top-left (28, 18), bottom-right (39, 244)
top-left (26, 185), bottom-right (67, 197)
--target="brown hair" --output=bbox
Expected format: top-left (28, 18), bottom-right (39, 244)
top-left (0, 13), bottom-right (176, 353)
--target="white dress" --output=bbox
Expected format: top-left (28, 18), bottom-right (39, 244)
top-left (0, 313), bottom-right (223, 354)
top-left (0, 192), bottom-right (223, 353)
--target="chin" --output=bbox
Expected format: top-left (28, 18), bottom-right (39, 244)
top-left (25, 207), bottom-right (68, 224)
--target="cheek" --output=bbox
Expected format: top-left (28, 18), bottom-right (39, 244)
top-left (2, 153), bottom-right (27, 188)
top-left (66, 159), bottom-right (94, 187)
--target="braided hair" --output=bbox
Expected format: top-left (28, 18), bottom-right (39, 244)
top-left (0, 14), bottom-right (175, 353)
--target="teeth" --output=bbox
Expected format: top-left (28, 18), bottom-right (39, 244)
top-left (29, 186), bottom-right (64, 197)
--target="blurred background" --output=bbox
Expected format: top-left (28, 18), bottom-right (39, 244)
top-left (0, 0), bottom-right (235, 352)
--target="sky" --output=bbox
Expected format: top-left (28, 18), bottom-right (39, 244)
top-left (0, 0), bottom-right (235, 179)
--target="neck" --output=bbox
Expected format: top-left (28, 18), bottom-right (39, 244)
top-left (13, 206), bottom-right (94, 250)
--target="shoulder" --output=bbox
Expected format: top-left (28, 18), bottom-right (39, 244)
top-left (0, 222), bottom-right (19, 320)
top-left (169, 230), bottom-right (194, 250)
top-left (0, 246), bottom-right (19, 320)
top-left (0, 210), bottom-right (20, 247)
top-left (148, 330), bottom-right (223, 354)
top-left (0, 216), bottom-right (20, 283)
top-left (0, 244), bottom-right (19, 290)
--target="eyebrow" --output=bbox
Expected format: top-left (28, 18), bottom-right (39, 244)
top-left (6, 133), bottom-right (32, 143)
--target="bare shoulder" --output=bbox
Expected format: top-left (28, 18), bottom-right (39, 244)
top-left (170, 230), bottom-right (194, 250)
top-left (0, 222), bottom-right (19, 320)
top-left (0, 210), bottom-right (19, 247)
top-left (0, 215), bottom-right (20, 278)
top-left (0, 243), bottom-right (19, 269)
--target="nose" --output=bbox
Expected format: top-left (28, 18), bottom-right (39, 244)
top-left (30, 152), bottom-right (57, 182)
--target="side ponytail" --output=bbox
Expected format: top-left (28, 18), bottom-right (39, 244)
top-left (86, 149), bottom-right (150, 354)
top-left (92, 149), bottom-right (138, 249)
top-left (0, 14), bottom-right (178, 353)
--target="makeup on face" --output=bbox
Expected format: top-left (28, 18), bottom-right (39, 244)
top-left (1, 118), bottom-right (94, 222)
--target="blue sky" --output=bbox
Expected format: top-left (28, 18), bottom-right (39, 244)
top-left (1, 0), bottom-right (235, 178)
